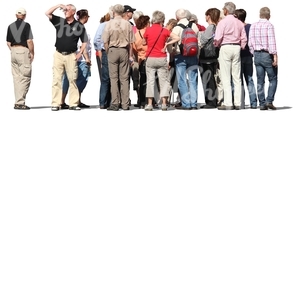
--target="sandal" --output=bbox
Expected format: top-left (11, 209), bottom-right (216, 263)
top-left (14, 104), bottom-right (30, 110)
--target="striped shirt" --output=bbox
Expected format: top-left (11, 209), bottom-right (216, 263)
top-left (248, 19), bottom-right (277, 54)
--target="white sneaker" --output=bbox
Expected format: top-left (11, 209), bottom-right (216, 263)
top-left (145, 105), bottom-right (153, 111)
top-left (69, 106), bottom-right (81, 110)
top-left (161, 104), bottom-right (168, 111)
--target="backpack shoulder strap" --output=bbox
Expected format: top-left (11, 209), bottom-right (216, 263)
top-left (187, 21), bottom-right (194, 28)
top-left (176, 23), bottom-right (186, 30)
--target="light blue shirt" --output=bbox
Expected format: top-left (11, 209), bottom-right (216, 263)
top-left (93, 21), bottom-right (107, 51)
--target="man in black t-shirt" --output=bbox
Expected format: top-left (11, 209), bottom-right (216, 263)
top-left (6, 7), bottom-right (34, 110)
top-left (45, 4), bottom-right (88, 111)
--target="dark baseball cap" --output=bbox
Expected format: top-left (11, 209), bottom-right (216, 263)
top-left (123, 5), bottom-right (136, 13)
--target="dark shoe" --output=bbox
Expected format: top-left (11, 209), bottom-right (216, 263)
top-left (99, 105), bottom-right (108, 109)
top-left (217, 100), bottom-right (224, 107)
top-left (134, 104), bottom-right (140, 108)
top-left (78, 102), bottom-right (90, 108)
top-left (69, 106), bottom-right (81, 110)
top-left (175, 106), bottom-right (192, 110)
top-left (107, 105), bottom-right (119, 111)
top-left (14, 104), bottom-right (30, 110)
top-left (191, 106), bottom-right (198, 110)
top-left (200, 104), bottom-right (216, 109)
top-left (51, 106), bottom-right (59, 111)
top-left (267, 103), bottom-right (277, 110)
top-left (260, 105), bottom-right (268, 110)
top-left (60, 103), bottom-right (69, 109)
top-left (218, 105), bottom-right (234, 110)
top-left (122, 107), bottom-right (130, 110)
top-left (174, 102), bottom-right (182, 108)
top-left (234, 106), bottom-right (241, 110)
top-left (250, 106), bottom-right (257, 109)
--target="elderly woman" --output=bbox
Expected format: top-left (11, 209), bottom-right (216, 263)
top-left (199, 8), bottom-right (220, 109)
top-left (133, 15), bottom-right (150, 108)
top-left (143, 10), bottom-right (180, 111)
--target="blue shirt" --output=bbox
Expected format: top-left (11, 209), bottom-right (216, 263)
top-left (93, 22), bottom-right (107, 51)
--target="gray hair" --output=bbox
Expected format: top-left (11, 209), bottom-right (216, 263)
top-left (189, 13), bottom-right (198, 22)
top-left (133, 10), bottom-right (143, 21)
top-left (66, 4), bottom-right (76, 11)
top-left (223, 2), bottom-right (236, 14)
top-left (109, 6), bottom-right (114, 19)
top-left (112, 4), bottom-right (124, 16)
top-left (175, 8), bottom-right (187, 20)
top-left (151, 10), bottom-right (165, 24)
top-left (185, 9), bottom-right (192, 20)
top-left (259, 7), bottom-right (270, 19)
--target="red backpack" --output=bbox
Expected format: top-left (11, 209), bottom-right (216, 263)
top-left (177, 22), bottom-right (198, 56)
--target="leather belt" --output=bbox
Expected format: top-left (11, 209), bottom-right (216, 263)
top-left (56, 49), bottom-right (75, 55)
top-left (221, 43), bottom-right (240, 46)
top-left (254, 50), bottom-right (269, 53)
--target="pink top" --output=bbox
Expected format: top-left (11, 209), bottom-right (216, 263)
top-left (143, 24), bottom-right (170, 58)
top-left (214, 14), bottom-right (247, 49)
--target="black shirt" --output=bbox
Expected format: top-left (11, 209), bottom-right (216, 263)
top-left (6, 19), bottom-right (33, 48)
top-left (50, 15), bottom-right (88, 52)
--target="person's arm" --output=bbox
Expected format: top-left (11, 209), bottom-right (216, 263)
top-left (45, 4), bottom-right (64, 19)
top-left (128, 43), bottom-right (134, 65)
top-left (6, 42), bottom-right (11, 50)
top-left (76, 42), bottom-right (87, 60)
top-left (272, 54), bottom-right (278, 67)
top-left (82, 40), bottom-right (91, 65)
top-left (162, 32), bottom-right (180, 53)
top-left (104, 42), bottom-right (109, 52)
top-left (27, 39), bottom-right (34, 62)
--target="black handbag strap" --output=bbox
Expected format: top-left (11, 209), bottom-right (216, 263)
top-left (144, 27), bottom-right (164, 63)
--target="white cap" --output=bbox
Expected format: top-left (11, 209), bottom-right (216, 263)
top-left (16, 7), bottom-right (26, 15)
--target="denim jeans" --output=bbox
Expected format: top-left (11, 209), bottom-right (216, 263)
top-left (241, 56), bottom-right (257, 108)
top-left (99, 50), bottom-right (111, 107)
top-left (253, 52), bottom-right (278, 106)
top-left (62, 61), bottom-right (90, 94)
top-left (174, 54), bottom-right (198, 108)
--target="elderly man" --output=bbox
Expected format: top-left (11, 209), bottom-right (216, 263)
top-left (102, 4), bottom-right (135, 111)
top-left (6, 7), bottom-right (34, 110)
top-left (248, 7), bottom-right (278, 110)
top-left (214, 2), bottom-right (247, 110)
top-left (172, 8), bottom-right (200, 110)
top-left (45, 4), bottom-right (88, 111)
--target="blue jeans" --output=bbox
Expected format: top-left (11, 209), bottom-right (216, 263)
top-left (62, 61), bottom-right (90, 94)
top-left (241, 56), bottom-right (257, 108)
top-left (253, 52), bottom-right (278, 106)
top-left (174, 54), bottom-right (198, 108)
top-left (99, 50), bottom-right (111, 107)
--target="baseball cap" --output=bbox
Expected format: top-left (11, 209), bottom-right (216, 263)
top-left (123, 5), bottom-right (136, 13)
top-left (16, 7), bottom-right (26, 15)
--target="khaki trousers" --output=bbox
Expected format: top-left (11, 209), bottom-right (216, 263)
top-left (107, 47), bottom-right (130, 109)
top-left (11, 47), bottom-right (32, 105)
top-left (218, 45), bottom-right (242, 107)
top-left (52, 51), bottom-right (79, 107)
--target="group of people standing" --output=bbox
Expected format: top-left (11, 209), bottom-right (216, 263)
top-left (6, 3), bottom-right (278, 111)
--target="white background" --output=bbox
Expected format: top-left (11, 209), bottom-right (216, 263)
top-left (1, 1), bottom-right (299, 300)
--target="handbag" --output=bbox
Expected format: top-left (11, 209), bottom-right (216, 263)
top-left (139, 27), bottom-right (164, 74)
top-left (199, 25), bottom-right (219, 59)
top-left (140, 59), bottom-right (146, 74)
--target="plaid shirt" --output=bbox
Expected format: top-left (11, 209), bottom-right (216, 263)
top-left (248, 19), bottom-right (277, 54)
